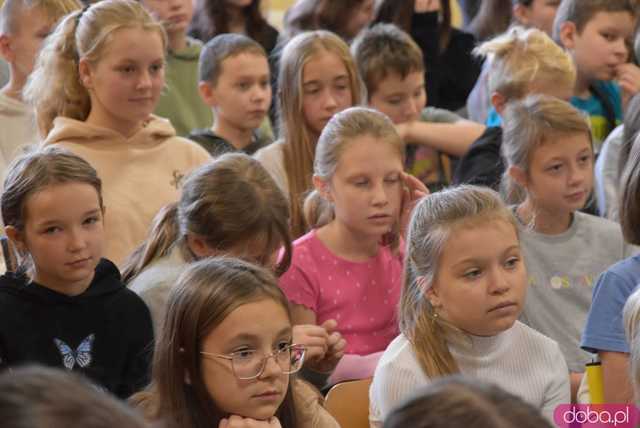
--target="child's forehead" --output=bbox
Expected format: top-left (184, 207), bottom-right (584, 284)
top-left (533, 131), bottom-right (592, 157)
top-left (13, 4), bottom-right (55, 30)
top-left (204, 299), bottom-right (292, 345)
top-left (579, 9), bottom-right (634, 33)
top-left (220, 51), bottom-right (268, 70)
top-left (370, 65), bottom-right (423, 88)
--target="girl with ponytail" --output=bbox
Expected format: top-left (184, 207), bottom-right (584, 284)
top-left (369, 185), bottom-right (569, 427)
top-left (24, 0), bottom-right (210, 266)
top-left (125, 153), bottom-right (346, 378)
top-left (279, 107), bottom-right (426, 385)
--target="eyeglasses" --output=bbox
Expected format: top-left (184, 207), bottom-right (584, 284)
top-left (200, 344), bottom-right (306, 380)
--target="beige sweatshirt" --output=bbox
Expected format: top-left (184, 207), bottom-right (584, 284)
top-left (0, 92), bottom-right (38, 171)
top-left (43, 116), bottom-right (211, 266)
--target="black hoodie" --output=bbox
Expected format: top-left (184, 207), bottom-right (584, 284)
top-left (0, 259), bottom-right (153, 399)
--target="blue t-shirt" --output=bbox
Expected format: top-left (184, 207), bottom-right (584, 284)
top-left (571, 80), bottom-right (623, 152)
top-left (581, 254), bottom-right (640, 354)
top-left (486, 107), bottom-right (502, 127)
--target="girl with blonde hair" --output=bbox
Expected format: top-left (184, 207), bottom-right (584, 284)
top-left (254, 30), bottom-right (364, 239)
top-left (279, 107), bottom-right (427, 384)
top-left (24, 0), bottom-right (210, 266)
top-left (369, 185), bottom-right (569, 427)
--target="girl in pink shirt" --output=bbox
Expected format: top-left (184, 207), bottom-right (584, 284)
top-left (279, 107), bottom-right (426, 384)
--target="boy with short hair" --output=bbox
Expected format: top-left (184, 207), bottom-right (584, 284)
top-left (140, 0), bottom-right (213, 136)
top-left (351, 23), bottom-right (485, 191)
top-left (189, 33), bottom-right (272, 157)
top-left (554, 0), bottom-right (640, 150)
top-left (0, 0), bottom-right (80, 164)
top-left (452, 26), bottom-right (576, 190)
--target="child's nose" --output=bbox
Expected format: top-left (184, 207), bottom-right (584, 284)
top-left (137, 71), bottom-right (152, 90)
top-left (371, 182), bottom-right (389, 205)
top-left (323, 90), bottom-right (338, 110)
top-left (404, 99), bottom-right (418, 119)
top-left (489, 268), bottom-right (510, 294)
top-left (67, 230), bottom-right (87, 252)
top-left (259, 354), bottom-right (283, 379)
top-left (568, 164), bottom-right (588, 185)
top-left (613, 38), bottom-right (629, 59)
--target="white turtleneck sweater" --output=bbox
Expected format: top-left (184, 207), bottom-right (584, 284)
top-left (368, 321), bottom-right (570, 427)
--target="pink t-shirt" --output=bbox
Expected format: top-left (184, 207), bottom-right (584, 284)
top-left (279, 230), bottom-right (403, 356)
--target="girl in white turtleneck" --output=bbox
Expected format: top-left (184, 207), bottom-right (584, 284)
top-left (369, 185), bottom-right (570, 427)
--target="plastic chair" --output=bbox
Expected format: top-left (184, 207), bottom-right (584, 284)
top-left (324, 378), bottom-right (372, 428)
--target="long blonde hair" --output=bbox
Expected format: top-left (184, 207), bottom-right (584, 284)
top-left (401, 185), bottom-right (518, 378)
top-left (23, 0), bottom-right (166, 136)
top-left (500, 94), bottom-right (592, 203)
top-left (278, 30), bottom-right (364, 238)
top-left (122, 153), bottom-right (293, 282)
top-left (303, 107), bottom-right (404, 250)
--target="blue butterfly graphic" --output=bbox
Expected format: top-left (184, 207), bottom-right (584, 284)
top-left (53, 334), bottom-right (95, 370)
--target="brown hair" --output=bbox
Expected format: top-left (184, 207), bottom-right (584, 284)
top-left (304, 106), bottom-right (404, 250)
top-left (401, 185), bottom-right (518, 379)
top-left (131, 257), bottom-right (296, 428)
top-left (351, 23), bottom-right (424, 98)
top-left (2, 146), bottom-right (103, 275)
top-left (372, 0), bottom-right (452, 53)
top-left (467, 0), bottom-right (513, 42)
top-left (122, 153), bottom-right (292, 282)
top-left (189, 0), bottom-right (275, 51)
top-left (23, 0), bottom-right (167, 136)
top-left (553, 0), bottom-right (634, 44)
top-left (0, 366), bottom-right (148, 428)
top-left (620, 132), bottom-right (640, 244)
top-left (383, 375), bottom-right (553, 428)
top-left (283, 0), bottom-right (371, 41)
top-left (278, 30), bottom-right (363, 238)
top-left (618, 93), bottom-right (640, 179)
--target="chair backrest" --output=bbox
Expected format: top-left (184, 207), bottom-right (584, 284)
top-left (324, 378), bottom-right (372, 428)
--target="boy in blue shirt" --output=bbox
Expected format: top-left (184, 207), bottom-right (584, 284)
top-left (553, 0), bottom-right (640, 152)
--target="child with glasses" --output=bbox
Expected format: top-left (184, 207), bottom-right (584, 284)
top-left (131, 257), bottom-right (339, 428)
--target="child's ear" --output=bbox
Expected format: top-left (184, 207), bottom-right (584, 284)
top-left (490, 91), bottom-right (507, 115)
top-left (5, 226), bottom-right (25, 253)
top-left (78, 58), bottom-right (93, 89)
top-left (425, 282), bottom-right (442, 309)
top-left (512, 4), bottom-right (530, 27)
top-left (312, 175), bottom-right (333, 202)
top-left (198, 81), bottom-right (218, 107)
top-left (559, 21), bottom-right (577, 50)
top-left (186, 233), bottom-right (216, 259)
top-left (508, 165), bottom-right (528, 188)
top-left (0, 34), bottom-right (14, 62)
